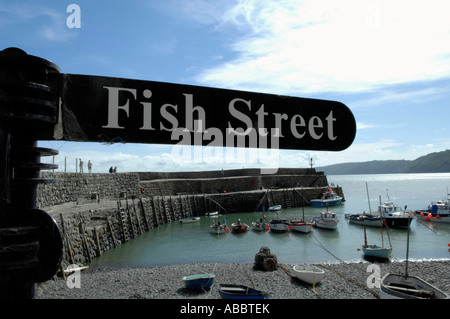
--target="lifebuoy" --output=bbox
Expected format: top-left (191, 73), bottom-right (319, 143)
top-left (140, 186), bottom-right (145, 194)
top-left (252, 180), bottom-right (257, 186)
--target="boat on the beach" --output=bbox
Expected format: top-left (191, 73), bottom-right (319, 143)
top-left (292, 265), bottom-right (325, 285)
top-left (268, 204), bottom-right (282, 211)
top-left (380, 215), bottom-right (449, 299)
top-left (182, 274), bottom-right (215, 292)
top-left (380, 273), bottom-right (449, 299)
top-left (310, 188), bottom-right (343, 207)
top-left (180, 217), bottom-right (200, 224)
top-left (231, 219), bottom-right (249, 233)
top-left (312, 210), bottom-right (338, 230)
top-left (210, 222), bottom-right (229, 235)
top-left (218, 284), bottom-right (268, 299)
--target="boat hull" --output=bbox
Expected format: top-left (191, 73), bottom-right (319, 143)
top-left (210, 224), bottom-right (228, 234)
top-left (251, 221), bottom-right (268, 231)
top-left (347, 214), bottom-right (381, 227)
top-left (268, 205), bottom-right (282, 211)
top-left (289, 220), bottom-right (312, 233)
top-left (415, 210), bottom-right (450, 223)
top-left (312, 217), bottom-right (338, 230)
top-left (231, 223), bottom-right (248, 232)
top-left (380, 273), bottom-right (449, 299)
top-left (183, 274), bottom-right (215, 292)
top-left (310, 198), bottom-right (342, 207)
top-left (269, 220), bottom-right (289, 232)
top-left (219, 284), bottom-right (268, 299)
top-left (180, 217), bottom-right (200, 223)
top-left (362, 244), bottom-right (392, 260)
top-left (292, 265), bottom-right (325, 285)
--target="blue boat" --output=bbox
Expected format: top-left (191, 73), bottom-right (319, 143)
top-left (219, 284), bottom-right (268, 299)
top-left (310, 189), bottom-right (343, 207)
top-left (182, 274), bottom-right (215, 292)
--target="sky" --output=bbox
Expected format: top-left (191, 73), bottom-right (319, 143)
top-left (1, 0), bottom-right (450, 173)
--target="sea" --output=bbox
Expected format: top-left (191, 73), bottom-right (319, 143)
top-left (90, 173), bottom-right (450, 269)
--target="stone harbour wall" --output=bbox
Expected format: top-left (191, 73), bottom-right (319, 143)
top-left (37, 168), bottom-right (342, 268)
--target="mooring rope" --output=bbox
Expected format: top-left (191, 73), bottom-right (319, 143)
top-left (311, 231), bottom-right (380, 299)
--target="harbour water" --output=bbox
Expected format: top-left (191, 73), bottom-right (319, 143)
top-left (90, 173), bottom-right (450, 269)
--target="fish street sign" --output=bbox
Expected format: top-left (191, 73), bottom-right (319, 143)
top-left (56, 74), bottom-right (356, 151)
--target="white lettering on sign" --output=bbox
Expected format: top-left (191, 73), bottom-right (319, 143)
top-left (101, 86), bottom-right (338, 144)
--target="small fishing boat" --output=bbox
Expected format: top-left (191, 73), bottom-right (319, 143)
top-left (292, 265), bottom-right (325, 285)
top-left (231, 219), bottom-right (248, 233)
top-left (180, 217), bottom-right (200, 223)
top-left (218, 284), bottom-right (268, 299)
top-left (182, 274), bottom-right (215, 292)
top-left (210, 222), bottom-right (229, 235)
top-left (378, 200), bottom-right (413, 228)
top-left (380, 215), bottom-right (449, 299)
top-left (312, 211), bottom-right (338, 230)
top-left (310, 189), bottom-right (343, 207)
top-left (289, 219), bottom-right (313, 233)
top-left (345, 212), bottom-right (381, 227)
top-left (268, 204), bottom-right (282, 211)
top-left (416, 206), bottom-right (450, 223)
top-left (205, 211), bottom-right (219, 217)
top-left (362, 244), bottom-right (392, 260)
top-left (415, 193), bottom-right (450, 223)
top-left (269, 218), bottom-right (290, 232)
top-left (252, 215), bottom-right (268, 231)
top-left (289, 192), bottom-right (312, 233)
top-left (380, 273), bottom-right (449, 299)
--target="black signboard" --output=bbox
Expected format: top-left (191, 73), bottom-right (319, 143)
top-left (57, 74), bottom-right (356, 151)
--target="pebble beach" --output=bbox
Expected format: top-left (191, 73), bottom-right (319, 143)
top-left (35, 259), bottom-right (450, 299)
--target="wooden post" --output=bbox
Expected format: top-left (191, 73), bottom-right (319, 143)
top-left (59, 213), bottom-right (74, 265)
top-left (139, 197), bottom-right (150, 231)
top-left (94, 227), bottom-right (102, 256)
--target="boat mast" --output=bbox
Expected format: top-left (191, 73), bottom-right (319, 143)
top-left (379, 196), bottom-right (384, 248)
top-left (405, 215), bottom-right (411, 278)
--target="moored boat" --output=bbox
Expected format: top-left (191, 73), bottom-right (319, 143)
top-left (231, 219), bottom-right (249, 233)
top-left (289, 219), bottom-right (313, 233)
top-left (182, 274), bottom-right (215, 292)
top-left (252, 216), bottom-right (268, 231)
top-left (269, 218), bottom-right (290, 232)
top-left (362, 244), bottom-right (392, 261)
top-left (345, 212), bottom-right (381, 227)
top-left (310, 188), bottom-right (343, 207)
top-left (312, 211), bottom-right (338, 230)
top-left (218, 284), bottom-right (268, 299)
top-left (292, 265), bottom-right (325, 285)
top-left (268, 204), bottom-right (282, 211)
top-left (210, 222), bottom-right (229, 235)
top-left (378, 201), bottom-right (413, 228)
top-left (180, 217), bottom-right (200, 223)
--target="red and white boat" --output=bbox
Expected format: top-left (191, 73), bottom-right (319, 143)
top-left (231, 220), bottom-right (249, 233)
top-left (289, 219), bottom-right (313, 233)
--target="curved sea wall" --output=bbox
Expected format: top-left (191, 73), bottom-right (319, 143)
top-left (37, 168), bottom-right (343, 268)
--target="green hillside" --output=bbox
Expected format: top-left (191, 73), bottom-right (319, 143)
top-left (318, 149), bottom-right (450, 175)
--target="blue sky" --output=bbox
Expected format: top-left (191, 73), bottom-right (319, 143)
top-left (2, 0), bottom-right (450, 173)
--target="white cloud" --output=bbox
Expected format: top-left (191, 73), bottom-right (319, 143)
top-left (194, 0), bottom-right (450, 94)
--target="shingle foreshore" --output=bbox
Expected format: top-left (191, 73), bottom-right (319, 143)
top-left (35, 260), bottom-right (450, 299)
